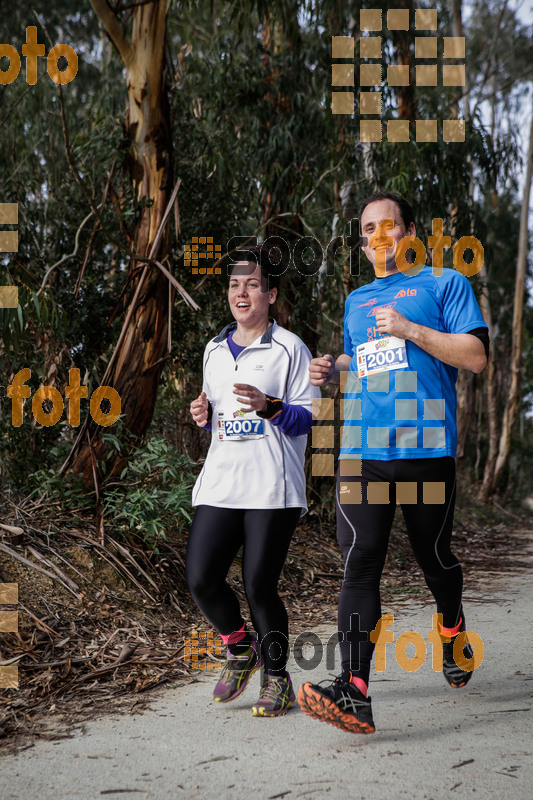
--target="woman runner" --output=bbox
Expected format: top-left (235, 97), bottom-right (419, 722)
top-left (187, 244), bottom-right (319, 716)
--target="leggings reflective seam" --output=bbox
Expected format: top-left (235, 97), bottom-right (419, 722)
top-left (431, 470), bottom-right (459, 571)
top-left (336, 476), bottom-right (357, 581)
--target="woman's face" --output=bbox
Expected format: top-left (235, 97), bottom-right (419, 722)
top-left (228, 262), bottom-right (277, 327)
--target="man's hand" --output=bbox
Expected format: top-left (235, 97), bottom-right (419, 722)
top-left (309, 354), bottom-right (335, 386)
top-left (374, 307), bottom-right (413, 339)
top-left (233, 384), bottom-right (267, 413)
top-left (373, 310), bottom-right (487, 373)
top-left (190, 391), bottom-right (210, 427)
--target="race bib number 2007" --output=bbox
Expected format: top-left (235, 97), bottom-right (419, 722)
top-left (356, 336), bottom-right (409, 378)
top-left (217, 411), bottom-right (265, 441)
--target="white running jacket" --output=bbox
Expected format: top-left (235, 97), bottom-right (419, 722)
top-left (192, 321), bottom-right (320, 513)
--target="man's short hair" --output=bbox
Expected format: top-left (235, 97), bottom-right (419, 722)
top-left (359, 191), bottom-right (415, 231)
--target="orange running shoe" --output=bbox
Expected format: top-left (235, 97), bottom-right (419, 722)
top-left (298, 676), bottom-right (375, 734)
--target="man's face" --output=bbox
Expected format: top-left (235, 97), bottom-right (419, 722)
top-left (361, 199), bottom-right (416, 276)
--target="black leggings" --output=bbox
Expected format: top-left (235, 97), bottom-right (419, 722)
top-left (186, 505), bottom-right (301, 674)
top-left (337, 457), bottom-right (462, 684)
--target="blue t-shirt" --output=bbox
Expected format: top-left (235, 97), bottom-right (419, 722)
top-left (341, 266), bottom-right (487, 460)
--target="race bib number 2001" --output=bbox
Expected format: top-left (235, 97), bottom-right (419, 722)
top-left (356, 336), bottom-right (409, 378)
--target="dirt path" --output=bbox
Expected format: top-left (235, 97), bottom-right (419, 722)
top-left (1, 567), bottom-right (531, 800)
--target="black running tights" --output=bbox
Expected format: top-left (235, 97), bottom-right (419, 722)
top-left (186, 505), bottom-right (301, 674)
top-left (337, 457), bottom-right (462, 685)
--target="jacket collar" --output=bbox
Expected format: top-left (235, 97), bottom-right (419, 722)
top-left (214, 319), bottom-right (276, 344)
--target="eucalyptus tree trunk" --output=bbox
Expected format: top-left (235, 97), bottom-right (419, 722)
top-left (259, 13), bottom-right (316, 350)
top-left (447, 0), bottom-right (476, 465)
top-left (480, 101), bottom-right (533, 498)
top-left (66, 0), bottom-right (173, 482)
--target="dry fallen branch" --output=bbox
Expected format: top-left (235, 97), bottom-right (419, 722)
top-left (0, 543), bottom-right (80, 600)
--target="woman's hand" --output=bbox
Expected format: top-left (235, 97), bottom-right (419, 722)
top-left (190, 391), bottom-right (210, 427)
top-left (309, 354), bottom-right (335, 386)
top-left (233, 383), bottom-right (267, 413)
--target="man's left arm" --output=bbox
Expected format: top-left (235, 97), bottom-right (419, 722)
top-left (374, 308), bottom-right (487, 373)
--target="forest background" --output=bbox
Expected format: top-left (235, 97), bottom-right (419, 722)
top-left (1, 0), bottom-right (532, 527)
top-left (0, 1), bottom-right (532, 732)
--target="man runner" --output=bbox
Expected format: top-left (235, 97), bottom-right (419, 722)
top-left (298, 191), bottom-right (488, 734)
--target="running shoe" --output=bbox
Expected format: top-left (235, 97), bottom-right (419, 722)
top-left (441, 617), bottom-right (474, 689)
top-left (213, 637), bottom-right (263, 703)
top-left (252, 673), bottom-right (296, 717)
top-left (298, 677), bottom-right (375, 734)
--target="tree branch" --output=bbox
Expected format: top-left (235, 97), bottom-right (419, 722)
top-left (114, 0), bottom-right (156, 12)
top-left (59, 180), bottom-right (184, 478)
top-left (38, 210), bottom-right (95, 295)
top-left (58, 85), bottom-right (176, 274)
top-left (90, 0), bottom-right (133, 67)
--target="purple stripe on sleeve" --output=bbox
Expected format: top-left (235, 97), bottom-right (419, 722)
top-left (269, 402), bottom-right (312, 437)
